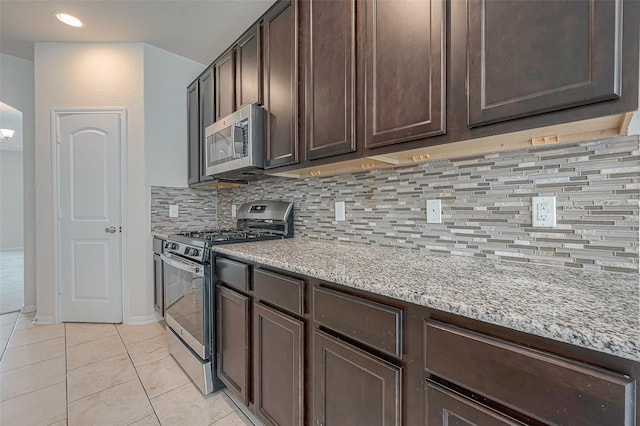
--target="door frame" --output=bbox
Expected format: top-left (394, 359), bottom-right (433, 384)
top-left (51, 108), bottom-right (128, 324)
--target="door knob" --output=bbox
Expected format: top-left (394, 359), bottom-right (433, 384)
top-left (104, 226), bottom-right (116, 233)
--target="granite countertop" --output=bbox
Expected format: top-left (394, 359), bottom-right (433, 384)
top-left (214, 238), bottom-right (640, 362)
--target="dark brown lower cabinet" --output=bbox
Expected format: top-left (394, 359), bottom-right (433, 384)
top-left (426, 383), bottom-right (522, 426)
top-left (217, 285), bottom-right (250, 405)
top-left (313, 329), bottom-right (402, 426)
top-left (253, 303), bottom-right (304, 426)
top-left (424, 319), bottom-right (636, 425)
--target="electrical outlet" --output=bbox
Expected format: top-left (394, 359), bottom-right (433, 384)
top-left (169, 205), bottom-right (179, 218)
top-left (231, 204), bottom-right (237, 218)
top-left (426, 199), bottom-right (442, 224)
top-left (532, 196), bottom-right (556, 227)
top-left (335, 201), bottom-right (346, 222)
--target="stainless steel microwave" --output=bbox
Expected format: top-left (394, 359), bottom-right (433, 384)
top-left (204, 104), bottom-right (264, 177)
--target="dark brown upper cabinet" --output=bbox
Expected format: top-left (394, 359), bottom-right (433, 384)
top-left (187, 67), bottom-right (215, 187)
top-left (302, 0), bottom-right (358, 161)
top-left (467, 0), bottom-right (623, 127)
top-left (236, 25), bottom-right (262, 109)
top-left (263, 0), bottom-right (299, 169)
top-left (199, 66), bottom-right (215, 183)
top-left (214, 49), bottom-right (235, 122)
top-left (187, 80), bottom-right (200, 186)
top-left (364, 0), bottom-right (446, 149)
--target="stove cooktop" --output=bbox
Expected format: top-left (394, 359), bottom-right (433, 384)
top-left (166, 200), bottom-right (294, 253)
top-left (171, 228), bottom-right (285, 247)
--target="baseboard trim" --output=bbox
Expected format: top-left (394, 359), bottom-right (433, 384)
top-left (125, 315), bottom-right (159, 325)
top-left (0, 247), bottom-right (24, 252)
top-left (21, 305), bottom-right (36, 313)
top-left (34, 315), bottom-right (55, 324)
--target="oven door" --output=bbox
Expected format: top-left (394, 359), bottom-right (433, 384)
top-left (161, 253), bottom-right (209, 359)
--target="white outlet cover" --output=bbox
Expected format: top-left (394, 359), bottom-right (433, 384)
top-left (169, 205), bottom-right (179, 218)
top-left (335, 201), bottom-right (346, 222)
top-left (532, 196), bottom-right (556, 227)
top-left (426, 199), bottom-right (442, 224)
top-left (231, 204), bottom-right (237, 218)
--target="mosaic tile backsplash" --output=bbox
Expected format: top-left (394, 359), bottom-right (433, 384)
top-left (215, 135), bottom-right (639, 273)
top-left (150, 186), bottom-right (218, 232)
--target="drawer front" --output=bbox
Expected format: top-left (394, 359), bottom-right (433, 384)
top-left (254, 269), bottom-right (304, 316)
top-left (424, 320), bottom-right (635, 426)
top-left (427, 382), bottom-right (522, 426)
top-left (313, 285), bottom-right (402, 358)
top-left (216, 258), bottom-right (249, 292)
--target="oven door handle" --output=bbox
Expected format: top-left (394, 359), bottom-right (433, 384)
top-left (160, 253), bottom-right (204, 277)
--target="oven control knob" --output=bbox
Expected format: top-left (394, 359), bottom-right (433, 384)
top-left (192, 249), bottom-right (200, 257)
top-left (170, 243), bottom-right (178, 250)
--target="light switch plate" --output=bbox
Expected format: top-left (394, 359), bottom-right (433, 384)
top-left (532, 196), bottom-right (556, 227)
top-left (426, 199), bottom-right (442, 224)
top-left (231, 204), bottom-right (237, 218)
top-left (169, 205), bottom-right (179, 218)
top-left (335, 201), bottom-right (346, 222)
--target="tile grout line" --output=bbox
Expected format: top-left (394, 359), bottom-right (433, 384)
top-left (116, 325), bottom-right (163, 426)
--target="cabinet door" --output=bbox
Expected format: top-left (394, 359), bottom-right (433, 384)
top-left (217, 286), bottom-right (250, 405)
top-left (199, 67), bottom-right (215, 182)
top-left (236, 25), bottom-right (262, 109)
top-left (364, 0), bottom-right (445, 149)
top-left (253, 303), bottom-right (303, 426)
top-left (426, 383), bottom-right (522, 426)
top-left (263, 0), bottom-right (299, 169)
top-left (467, 0), bottom-right (622, 127)
top-left (303, 0), bottom-right (356, 161)
top-left (215, 49), bottom-right (235, 121)
top-left (187, 80), bottom-right (200, 186)
top-left (313, 330), bottom-right (401, 426)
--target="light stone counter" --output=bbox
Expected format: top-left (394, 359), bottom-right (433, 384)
top-left (214, 238), bottom-right (640, 362)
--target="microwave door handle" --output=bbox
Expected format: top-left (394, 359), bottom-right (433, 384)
top-left (232, 122), bottom-right (244, 158)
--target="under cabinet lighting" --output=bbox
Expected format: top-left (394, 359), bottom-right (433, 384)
top-left (0, 129), bottom-right (15, 141)
top-left (56, 13), bottom-right (83, 28)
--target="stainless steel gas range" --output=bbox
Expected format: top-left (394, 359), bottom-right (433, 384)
top-left (162, 200), bottom-right (294, 395)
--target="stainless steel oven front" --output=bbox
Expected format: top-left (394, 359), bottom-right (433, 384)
top-left (161, 251), bottom-right (216, 394)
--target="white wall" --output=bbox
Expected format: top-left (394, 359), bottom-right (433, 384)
top-left (141, 44), bottom-right (202, 320)
top-left (33, 42), bottom-right (203, 323)
top-left (144, 44), bottom-right (201, 187)
top-left (35, 43), bottom-right (145, 322)
top-left (0, 103), bottom-right (24, 250)
top-left (0, 150), bottom-right (24, 249)
top-left (0, 53), bottom-right (36, 311)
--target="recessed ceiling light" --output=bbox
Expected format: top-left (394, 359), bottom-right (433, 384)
top-left (56, 13), bottom-right (83, 28)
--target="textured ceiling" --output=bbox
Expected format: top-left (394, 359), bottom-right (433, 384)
top-left (0, 0), bottom-right (277, 64)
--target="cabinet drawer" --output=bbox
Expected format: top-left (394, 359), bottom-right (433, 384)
top-left (427, 382), bottom-right (522, 426)
top-left (254, 269), bottom-right (304, 316)
top-left (216, 258), bottom-right (249, 292)
top-left (424, 320), bottom-right (635, 426)
top-left (313, 286), bottom-right (402, 358)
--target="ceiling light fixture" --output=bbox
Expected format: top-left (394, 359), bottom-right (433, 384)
top-left (56, 13), bottom-right (83, 28)
top-left (0, 129), bottom-right (15, 141)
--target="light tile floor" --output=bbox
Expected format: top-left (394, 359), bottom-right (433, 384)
top-left (0, 312), bottom-right (254, 426)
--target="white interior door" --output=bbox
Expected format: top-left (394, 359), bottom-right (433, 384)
top-left (56, 111), bottom-right (123, 323)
